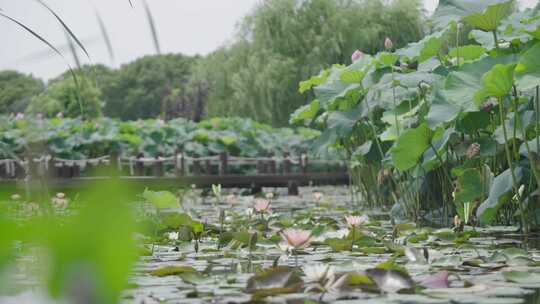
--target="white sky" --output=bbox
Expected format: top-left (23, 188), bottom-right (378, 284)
top-left (0, 0), bottom-right (537, 80)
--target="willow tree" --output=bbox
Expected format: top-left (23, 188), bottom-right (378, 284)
top-left (201, 0), bottom-right (426, 125)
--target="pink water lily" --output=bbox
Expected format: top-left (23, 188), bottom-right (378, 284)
top-left (351, 49), bottom-right (364, 62)
top-left (254, 198), bottom-right (270, 213)
top-left (280, 228), bottom-right (312, 249)
top-left (345, 215), bottom-right (369, 228)
top-left (312, 191), bottom-right (324, 201)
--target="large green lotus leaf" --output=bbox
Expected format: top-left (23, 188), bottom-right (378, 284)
top-left (368, 71), bottom-right (440, 111)
top-left (378, 52), bottom-right (400, 67)
top-left (455, 168), bottom-right (485, 203)
top-left (299, 68), bottom-right (331, 94)
top-left (441, 55), bottom-right (516, 113)
top-left (475, 63), bottom-right (516, 102)
top-left (327, 108), bottom-right (362, 137)
top-left (448, 45), bottom-right (487, 61)
top-left (421, 127), bottom-right (455, 172)
top-left (476, 167), bottom-right (522, 224)
top-left (516, 42), bottom-right (540, 91)
top-left (462, 1), bottom-right (513, 32)
top-left (289, 100), bottom-right (320, 125)
top-left (426, 91), bottom-right (461, 128)
top-left (397, 30), bottom-right (445, 63)
top-left (341, 54), bottom-right (373, 84)
top-left (494, 111), bottom-right (534, 144)
top-left (432, 0), bottom-right (510, 30)
top-left (391, 123), bottom-right (434, 171)
top-left (519, 135), bottom-right (540, 156)
top-left (456, 111), bottom-right (491, 135)
top-left (142, 189), bottom-right (180, 209)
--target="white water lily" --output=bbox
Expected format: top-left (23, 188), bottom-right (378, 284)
top-left (303, 264), bottom-right (348, 295)
top-left (303, 264), bottom-right (335, 284)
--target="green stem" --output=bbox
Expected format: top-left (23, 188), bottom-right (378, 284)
top-left (391, 68), bottom-right (400, 137)
top-left (492, 30), bottom-right (500, 51)
top-left (499, 97), bottom-right (526, 234)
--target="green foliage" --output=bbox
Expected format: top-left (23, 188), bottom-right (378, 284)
top-left (101, 54), bottom-right (201, 120)
top-left (292, 1), bottom-right (540, 226)
top-left (142, 189), bottom-right (179, 209)
top-left (26, 74), bottom-right (102, 118)
top-left (202, 0), bottom-right (425, 125)
top-left (0, 71), bottom-right (44, 113)
top-left (0, 116), bottom-right (323, 160)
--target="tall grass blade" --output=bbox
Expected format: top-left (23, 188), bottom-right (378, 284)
top-left (65, 30), bottom-right (82, 69)
top-left (0, 12), bottom-right (84, 118)
top-left (94, 10), bottom-right (115, 64)
top-left (35, 0), bottom-right (92, 62)
top-left (142, 0), bottom-right (161, 54)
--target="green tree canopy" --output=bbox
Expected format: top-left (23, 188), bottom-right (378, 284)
top-left (102, 54), bottom-right (200, 120)
top-left (201, 0), bottom-right (426, 125)
top-left (0, 71), bottom-right (44, 114)
top-left (26, 73), bottom-right (102, 119)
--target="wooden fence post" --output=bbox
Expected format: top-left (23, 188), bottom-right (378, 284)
top-left (153, 154), bottom-right (163, 177)
top-left (47, 157), bottom-right (56, 179)
top-left (300, 153), bottom-right (308, 175)
top-left (193, 154), bottom-right (201, 175)
top-left (174, 150), bottom-right (183, 177)
top-left (257, 160), bottom-right (265, 174)
top-left (283, 152), bottom-right (291, 175)
top-left (219, 152), bottom-right (228, 175)
top-left (110, 150), bottom-right (120, 176)
top-left (205, 159), bottom-right (212, 175)
top-left (135, 153), bottom-right (144, 176)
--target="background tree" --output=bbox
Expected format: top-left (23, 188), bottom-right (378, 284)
top-left (0, 71), bottom-right (44, 114)
top-left (26, 74), bottom-right (102, 118)
top-left (201, 0), bottom-right (426, 125)
top-left (102, 54), bottom-right (200, 120)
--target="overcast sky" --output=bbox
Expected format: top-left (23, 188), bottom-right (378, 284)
top-left (0, 0), bottom-right (537, 80)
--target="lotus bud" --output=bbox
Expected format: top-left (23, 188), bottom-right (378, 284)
top-left (377, 169), bottom-right (391, 185)
top-left (518, 184), bottom-right (525, 199)
top-left (466, 143), bottom-right (481, 159)
top-left (10, 194), bottom-right (21, 201)
top-left (453, 215), bottom-right (462, 228)
top-left (384, 37), bottom-right (394, 50)
top-left (351, 49), bottom-right (364, 62)
top-left (56, 112), bottom-right (64, 119)
top-left (481, 101), bottom-right (494, 112)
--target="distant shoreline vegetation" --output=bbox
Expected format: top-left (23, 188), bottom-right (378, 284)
top-left (0, 0), bottom-right (426, 126)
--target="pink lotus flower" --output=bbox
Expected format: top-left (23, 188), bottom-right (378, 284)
top-left (351, 49), bottom-right (364, 62)
top-left (254, 198), bottom-right (270, 213)
top-left (312, 191), bottom-right (324, 201)
top-left (280, 228), bottom-right (312, 250)
top-left (345, 215), bottom-right (369, 228)
top-left (15, 112), bottom-right (24, 120)
top-left (384, 37), bottom-right (394, 50)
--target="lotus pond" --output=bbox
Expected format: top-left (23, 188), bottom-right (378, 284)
top-left (3, 185), bottom-right (540, 304)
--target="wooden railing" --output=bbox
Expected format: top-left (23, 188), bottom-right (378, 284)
top-left (0, 152), bottom-right (349, 194)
